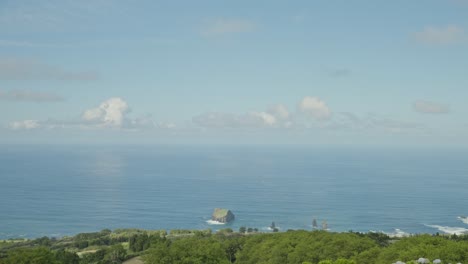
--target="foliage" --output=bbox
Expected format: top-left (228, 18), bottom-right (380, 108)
top-left (129, 233), bottom-right (166, 252)
top-left (218, 228), bottom-right (234, 234)
top-left (235, 230), bottom-right (378, 264)
top-left (103, 244), bottom-right (127, 264)
top-left (376, 234), bottom-right (468, 264)
top-left (0, 247), bottom-right (59, 264)
top-left (2, 229), bottom-right (468, 264)
top-left (143, 237), bottom-right (231, 264)
top-left (55, 249), bottom-right (80, 264)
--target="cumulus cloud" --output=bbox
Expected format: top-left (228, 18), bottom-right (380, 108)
top-left (267, 104), bottom-right (290, 121)
top-left (413, 25), bottom-right (466, 45)
top-left (201, 18), bottom-right (256, 36)
top-left (191, 98), bottom-right (425, 135)
top-left (82, 97), bottom-right (130, 127)
top-left (0, 89), bottom-right (63, 102)
top-left (298, 96), bottom-right (331, 121)
top-left (413, 100), bottom-right (450, 114)
top-left (7, 95), bottom-right (429, 138)
top-left (251, 112), bottom-right (277, 126)
top-left (8, 97), bottom-right (170, 131)
top-left (0, 58), bottom-right (98, 81)
top-left (9, 120), bottom-right (40, 130)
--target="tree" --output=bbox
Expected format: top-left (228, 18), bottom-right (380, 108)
top-left (239, 227), bottom-right (246, 233)
top-left (35, 236), bottom-right (52, 247)
top-left (224, 237), bottom-right (243, 263)
top-left (143, 237), bottom-right (230, 264)
top-left (0, 247), bottom-right (58, 264)
top-left (54, 249), bottom-right (79, 264)
top-left (130, 234), bottom-right (150, 252)
top-left (218, 228), bottom-right (233, 235)
top-left (104, 244), bottom-right (127, 264)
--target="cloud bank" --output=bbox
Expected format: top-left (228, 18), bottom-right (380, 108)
top-left (9, 120), bottom-right (40, 130)
top-left (7, 96), bottom-right (427, 137)
top-left (192, 103), bottom-right (293, 129)
top-left (8, 97), bottom-right (165, 131)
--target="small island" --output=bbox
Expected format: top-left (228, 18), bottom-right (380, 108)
top-left (211, 208), bottom-right (235, 223)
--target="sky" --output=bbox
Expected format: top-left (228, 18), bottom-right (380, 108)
top-left (0, 0), bottom-right (467, 146)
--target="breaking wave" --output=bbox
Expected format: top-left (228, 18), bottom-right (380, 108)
top-left (385, 229), bottom-right (410, 238)
top-left (370, 229), bottom-right (409, 238)
top-left (425, 224), bottom-right (468, 235)
top-left (206, 220), bottom-right (225, 225)
top-left (267, 226), bottom-right (281, 231)
top-left (457, 216), bottom-right (468, 225)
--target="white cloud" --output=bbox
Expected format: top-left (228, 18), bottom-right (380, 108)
top-left (192, 110), bottom-right (285, 129)
top-left (267, 104), bottom-right (290, 121)
top-left (298, 96), bottom-right (331, 121)
top-left (82, 97), bottom-right (129, 127)
top-left (0, 58), bottom-right (98, 81)
top-left (6, 97), bottom-right (178, 132)
top-left (251, 112), bottom-right (277, 126)
top-left (0, 89), bottom-right (63, 102)
top-left (413, 25), bottom-right (466, 45)
top-left (413, 100), bottom-right (450, 114)
top-left (6, 95), bottom-right (432, 138)
top-left (9, 120), bottom-right (40, 130)
top-left (193, 103), bottom-right (294, 129)
top-left (201, 18), bottom-right (255, 36)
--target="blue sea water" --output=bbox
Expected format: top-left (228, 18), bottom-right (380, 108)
top-left (1, 145), bottom-right (468, 239)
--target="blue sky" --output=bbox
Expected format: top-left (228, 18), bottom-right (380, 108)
top-left (0, 0), bottom-right (467, 145)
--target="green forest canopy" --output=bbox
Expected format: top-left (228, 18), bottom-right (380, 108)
top-left (1, 229), bottom-right (468, 264)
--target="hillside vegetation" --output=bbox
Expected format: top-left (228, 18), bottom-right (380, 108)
top-left (1, 228), bottom-right (468, 264)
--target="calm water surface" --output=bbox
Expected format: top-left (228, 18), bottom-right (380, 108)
top-left (1, 145), bottom-right (467, 239)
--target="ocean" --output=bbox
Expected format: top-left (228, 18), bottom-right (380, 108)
top-left (1, 145), bottom-right (467, 239)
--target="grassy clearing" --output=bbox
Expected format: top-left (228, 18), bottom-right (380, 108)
top-left (123, 256), bottom-right (144, 264)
